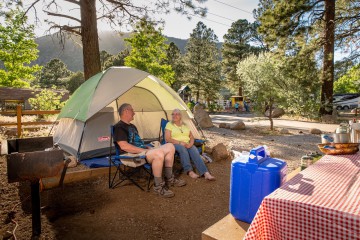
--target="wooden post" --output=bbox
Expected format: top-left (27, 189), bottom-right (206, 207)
top-left (16, 105), bottom-right (22, 138)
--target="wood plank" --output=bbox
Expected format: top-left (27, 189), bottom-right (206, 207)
top-left (202, 214), bottom-right (249, 240)
top-left (40, 167), bottom-right (116, 190)
top-left (202, 167), bottom-right (302, 240)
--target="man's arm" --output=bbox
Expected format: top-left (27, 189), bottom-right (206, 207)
top-left (118, 141), bottom-right (147, 154)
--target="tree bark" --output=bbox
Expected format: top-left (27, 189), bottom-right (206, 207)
top-left (238, 86), bottom-right (243, 96)
top-left (80, 0), bottom-right (101, 80)
top-left (319, 0), bottom-right (335, 115)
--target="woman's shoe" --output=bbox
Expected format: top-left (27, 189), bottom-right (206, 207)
top-left (188, 171), bottom-right (200, 179)
top-left (204, 172), bottom-right (215, 181)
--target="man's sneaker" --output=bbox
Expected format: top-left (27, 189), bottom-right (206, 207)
top-left (166, 176), bottom-right (187, 187)
top-left (153, 182), bottom-right (175, 198)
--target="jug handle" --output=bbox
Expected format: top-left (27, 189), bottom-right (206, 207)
top-left (248, 146), bottom-right (266, 164)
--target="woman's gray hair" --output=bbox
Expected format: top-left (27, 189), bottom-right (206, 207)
top-left (171, 108), bottom-right (183, 125)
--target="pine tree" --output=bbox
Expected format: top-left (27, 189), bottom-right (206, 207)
top-left (222, 19), bottom-right (263, 96)
top-left (165, 42), bottom-right (185, 90)
top-left (183, 21), bottom-right (221, 103)
top-left (124, 20), bottom-right (175, 85)
top-left (36, 58), bottom-right (72, 88)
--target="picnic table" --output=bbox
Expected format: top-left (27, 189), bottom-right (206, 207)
top-left (244, 153), bottom-right (360, 240)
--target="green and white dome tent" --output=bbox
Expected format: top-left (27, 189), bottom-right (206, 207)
top-left (54, 66), bottom-right (200, 160)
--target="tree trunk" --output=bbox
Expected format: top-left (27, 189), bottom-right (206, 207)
top-left (196, 90), bottom-right (200, 102)
top-left (319, 0), bottom-right (335, 115)
top-left (238, 86), bottom-right (243, 96)
top-left (80, 0), bottom-right (101, 80)
top-left (268, 99), bottom-right (273, 131)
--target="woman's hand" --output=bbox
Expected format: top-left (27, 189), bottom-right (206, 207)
top-left (184, 142), bottom-right (192, 149)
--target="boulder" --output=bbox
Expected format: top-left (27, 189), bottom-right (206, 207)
top-left (280, 128), bottom-right (289, 134)
top-left (229, 121), bottom-right (245, 130)
top-left (310, 128), bottom-right (322, 135)
top-left (218, 123), bottom-right (227, 128)
top-left (212, 143), bottom-right (229, 161)
top-left (265, 108), bottom-right (285, 118)
top-left (204, 146), bottom-right (213, 154)
top-left (194, 105), bottom-right (213, 128)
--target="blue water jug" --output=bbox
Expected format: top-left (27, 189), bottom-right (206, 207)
top-left (229, 146), bottom-right (287, 223)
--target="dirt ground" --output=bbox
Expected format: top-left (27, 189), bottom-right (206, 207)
top-left (0, 124), bottom-right (321, 240)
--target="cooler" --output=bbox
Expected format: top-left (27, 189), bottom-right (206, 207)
top-left (229, 146), bottom-right (287, 223)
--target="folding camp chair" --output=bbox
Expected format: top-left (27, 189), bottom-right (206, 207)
top-left (160, 118), bottom-right (206, 154)
top-left (109, 125), bottom-right (153, 191)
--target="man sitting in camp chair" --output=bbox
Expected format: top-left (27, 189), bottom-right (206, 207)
top-left (113, 103), bottom-right (186, 198)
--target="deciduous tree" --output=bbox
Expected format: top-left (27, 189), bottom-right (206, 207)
top-left (0, 8), bottom-right (41, 87)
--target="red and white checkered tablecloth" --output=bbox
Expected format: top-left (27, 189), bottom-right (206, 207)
top-left (244, 153), bottom-right (360, 240)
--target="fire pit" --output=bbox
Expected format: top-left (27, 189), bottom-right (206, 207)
top-left (5, 137), bottom-right (67, 238)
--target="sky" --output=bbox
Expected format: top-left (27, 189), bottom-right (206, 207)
top-left (27, 0), bottom-right (259, 42)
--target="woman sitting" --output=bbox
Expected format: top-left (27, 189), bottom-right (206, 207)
top-left (165, 109), bottom-right (215, 180)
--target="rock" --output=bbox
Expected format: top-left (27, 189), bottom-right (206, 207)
top-left (194, 105), bottom-right (213, 128)
top-left (212, 143), bottom-right (229, 161)
top-left (218, 123), bottom-right (227, 128)
top-left (224, 124), bottom-right (231, 129)
top-left (229, 121), bottom-right (245, 130)
top-left (310, 128), bottom-right (322, 135)
top-left (265, 108), bottom-right (285, 118)
top-left (280, 128), bottom-right (289, 134)
top-left (204, 146), bottom-right (213, 154)
top-left (67, 156), bottom-right (77, 168)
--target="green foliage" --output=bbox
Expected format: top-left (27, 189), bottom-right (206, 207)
top-left (103, 49), bottom-right (129, 69)
top-left (165, 42), bottom-right (185, 90)
top-left (0, 8), bottom-right (42, 87)
top-left (28, 87), bottom-right (66, 110)
top-left (66, 71), bottom-right (85, 94)
top-left (36, 58), bottom-right (72, 88)
top-left (237, 51), bottom-right (321, 122)
top-left (187, 101), bottom-right (195, 112)
top-left (334, 65), bottom-right (360, 93)
top-left (100, 50), bottom-right (113, 70)
top-left (182, 21), bottom-right (222, 103)
top-left (124, 20), bottom-right (175, 85)
top-left (207, 102), bottom-right (221, 112)
top-left (221, 19), bottom-right (264, 95)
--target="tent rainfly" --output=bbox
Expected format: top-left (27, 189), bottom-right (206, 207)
top-left (54, 67), bottom-right (200, 160)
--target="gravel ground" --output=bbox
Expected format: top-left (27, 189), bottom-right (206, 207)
top-left (0, 123), bottom-right (321, 240)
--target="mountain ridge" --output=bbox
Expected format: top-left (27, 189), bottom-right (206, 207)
top-left (34, 31), bottom-right (190, 72)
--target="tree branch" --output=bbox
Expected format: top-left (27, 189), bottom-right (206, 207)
top-left (64, 0), bottom-right (80, 5)
top-left (44, 10), bottom-right (81, 23)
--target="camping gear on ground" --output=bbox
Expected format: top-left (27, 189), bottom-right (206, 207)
top-left (108, 125), bottom-right (152, 190)
top-left (301, 151), bottom-right (324, 170)
top-left (229, 146), bottom-right (287, 223)
top-left (54, 67), bottom-right (201, 161)
top-left (317, 143), bottom-right (359, 155)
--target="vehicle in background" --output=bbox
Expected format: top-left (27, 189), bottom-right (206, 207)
top-left (333, 93), bottom-right (360, 110)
